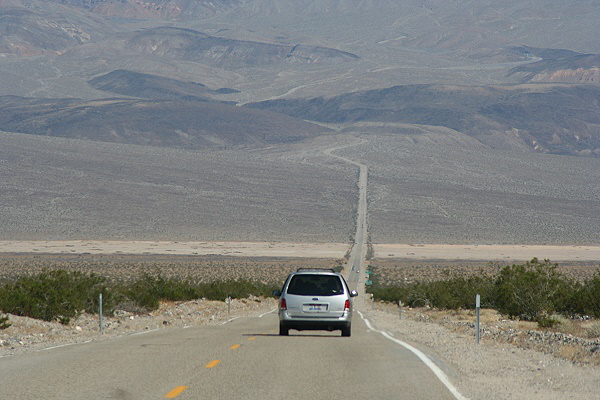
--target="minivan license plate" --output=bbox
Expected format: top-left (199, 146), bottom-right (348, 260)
top-left (303, 303), bottom-right (328, 312)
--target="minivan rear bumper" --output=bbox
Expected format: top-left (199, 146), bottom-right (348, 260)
top-left (279, 311), bottom-right (352, 331)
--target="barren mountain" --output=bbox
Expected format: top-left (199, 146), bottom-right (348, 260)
top-left (0, 5), bottom-right (113, 56)
top-left (37, 0), bottom-right (399, 20)
top-left (509, 46), bottom-right (600, 84)
top-left (60, 26), bottom-right (359, 70)
top-left (44, 0), bottom-right (243, 20)
top-left (248, 84), bottom-right (600, 157)
top-left (0, 95), bottom-right (328, 149)
top-left (88, 69), bottom-right (238, 102)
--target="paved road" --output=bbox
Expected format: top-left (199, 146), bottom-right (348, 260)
top-left (322, 140), bottom-right (369, 291)
top-left (0, 140), bottom-right (464, 399)
top-left (0, 313), bottom-right (459, 400)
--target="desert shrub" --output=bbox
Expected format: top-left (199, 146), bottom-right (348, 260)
top-left (122, 273), bottom-right (200, 311)
top-left (368, 274), bottom-right (495, 309)
top-left (0, 270), bottom-right (114, 324)
top-left (426, 275), bottom-right (495, 309)
top-left (577, 275), bottom-right (600, 318)
top-left (0, 314), bottom-right (10, 330)
top-left (545, 313), bottom-right (575, 331)
top-left (494, 258), bottom-right (571, 321)
top-left (586, 322), bottom-right (600, 338)
top-left (0, 269), bottom-right (278, 319)
top-left (119, 273), bottom-right (276, 311)
top-left (367, 259), bottom-right (593, 324)
top-left (369, 285), bottom-right (418, 305)
top-left (537, 315), bottom-right (561, 328)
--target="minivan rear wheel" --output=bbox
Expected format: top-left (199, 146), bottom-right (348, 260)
top-left (341, 326), bottom-right (351, 337)
top-left (279, 324), bottom-right (289, 336)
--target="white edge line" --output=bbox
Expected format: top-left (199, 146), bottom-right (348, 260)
top-left (37, 328), bottom-right (161, 352)
top-left (129, 328), bottom-right (159, 336)
top-left (358, 311), bottom-right (469, 400)
top-left (259, 309), bottom-right (276, 318)
top-left (222, 316), bottom-right (240, 325)
top-left (39, 340), bottom-right (92, 352)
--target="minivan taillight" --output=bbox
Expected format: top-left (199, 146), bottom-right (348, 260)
top-left (344, 299), bottom-right (351, 311)
top-left (280, 298), bottom-right (287, 310)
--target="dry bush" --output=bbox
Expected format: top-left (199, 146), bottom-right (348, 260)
top-left (586, 322), bottom-right (600, 339)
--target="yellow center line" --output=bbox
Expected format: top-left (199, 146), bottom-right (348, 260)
top-left (230, 344), bottom-right (241, 349)
top-left (165, 386), bottom-right (188, 398)
top-left (248, 337), bottom-right (256, 341)
top-left (206, 360), bottom-right (221, 368)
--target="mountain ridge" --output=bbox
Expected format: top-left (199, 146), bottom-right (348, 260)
top-left (247, 83), bottom-right (600, 157)
top-left (0, 95), bottom-right (329, 149)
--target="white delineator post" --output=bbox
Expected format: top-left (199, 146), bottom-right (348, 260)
top-left (476, 294), bottom-right (480, 344)
top-left (99, 293), bottom-right (103, 334)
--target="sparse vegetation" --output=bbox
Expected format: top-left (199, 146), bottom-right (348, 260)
top-left (368, 258), bottom-right (600, 327)
top-left (121, 273), bottom-right (201, 311)
top-left (586, 321), bottom-right (600, 339)
top-left (494, 258), bottom-right (570, 321)
top-left (0, 133), bottom-right (355, 243)
top-left (0, 314), bottom-right (10, 330)
top-left (0, 268), bottom-right (279, 324)
top-left (120, 273), bottom-right (275, 311)
top-left (0, 270), bottom-right (113, 324)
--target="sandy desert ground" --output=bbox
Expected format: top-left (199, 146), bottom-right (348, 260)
top-left (1, 241), bottom-right (599, 263)
top-left (0, 240), bottom-right (350, 258)
top-left (374, 244), bottom-right (600, 262)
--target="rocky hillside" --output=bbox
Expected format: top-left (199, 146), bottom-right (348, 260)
top-left (36, 0), bottom-right (399, 20)
top-left (36, 0), bottom-right (243, 20)
top-left (0, 95), bottom-right (328, 149)
top-left (0, 6), bottom-right (114, 56)
top-left (248, 84), bottom-right (600, 157)
top-left (118, 27), bottom-right (359, 67)
top-left (88, 69), bottom-right (238, 102)
top-left (509, 46), bottom-right (600, 84)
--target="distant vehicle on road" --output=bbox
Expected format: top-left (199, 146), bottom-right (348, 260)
top-left (273, 268), bottom-right (358, 337)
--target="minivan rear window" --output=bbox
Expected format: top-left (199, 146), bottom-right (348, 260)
top-left (287, 274), bottom-right (343, 296)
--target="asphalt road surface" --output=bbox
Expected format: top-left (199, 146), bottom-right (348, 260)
top-left (323, 139), bottom-right (369, 290)
top-left (0, 312), bottom-right (460, 400)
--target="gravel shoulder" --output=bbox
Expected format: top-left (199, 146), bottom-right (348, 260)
top-left (366, 303), bottom-right (600, 400)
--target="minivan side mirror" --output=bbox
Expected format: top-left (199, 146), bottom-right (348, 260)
top-left (350, 290), bottom-right (358, 297)
top-left (272, 290), bottom-right (282, 297)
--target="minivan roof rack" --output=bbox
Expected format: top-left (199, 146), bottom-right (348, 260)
top-left (296, 268), bottom-right (337, 272)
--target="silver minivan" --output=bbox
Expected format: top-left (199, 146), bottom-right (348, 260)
top-left (272, 268), bottom-right (358, 337)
